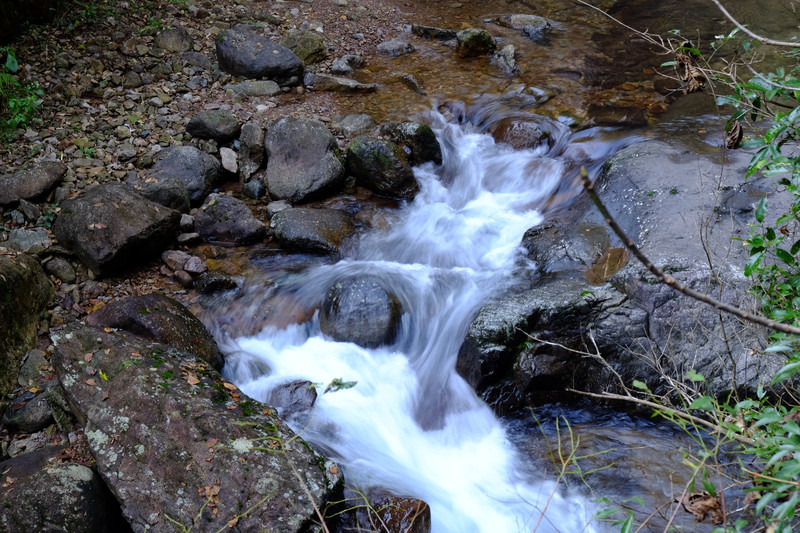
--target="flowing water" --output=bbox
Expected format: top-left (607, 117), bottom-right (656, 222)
top-left (216, 106), bottom-right (636, 532)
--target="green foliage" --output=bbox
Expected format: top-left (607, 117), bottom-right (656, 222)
top-left (0, 47), bottom-right (42, 139)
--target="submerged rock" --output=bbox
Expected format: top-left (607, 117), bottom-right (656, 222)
top-left (268, 380), bottom-right (318, 417)
top-left (52, 325), bottom-right (342, 533)
top-left (346, 135), bottom-right (418, 199)
top-left (377, 38), bottom-right (415, 56)
top-left (264, 117), bottom-right (344, 202)
top-left (411, 23), bottom-right (457, 40)
top-left (320, 275), bottom-right (403, 348)
top-left (270, 207), bottom-right (354, 254)
top-left (455, 28), bottom-right (497, 58)
top-left (308, 74), bottom-right (377, 93)
top-left (85, 292), bottom-right (225, 370)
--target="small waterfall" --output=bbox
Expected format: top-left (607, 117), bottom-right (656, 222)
top-left (221, 107), bottom-right (635, 532)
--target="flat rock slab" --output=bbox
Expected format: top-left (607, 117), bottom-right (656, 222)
top-left (216, 26), bottom-right (304, 86)
top-left (270, 207), bottom-right (354, 254)
top-left (0, 160), bottom-right (67, 206)
top-left (85, 293), bottom-right (225, 371)
top-left (52, 325), bottom-right (342, 533)
top-left (53, 183), bottom-right (180, 277)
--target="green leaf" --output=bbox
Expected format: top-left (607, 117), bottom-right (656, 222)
top-left (740, 138), bottom-right (766, 149)
top-left (661, 61), bottom-right (677, 67)
top-left (632, 380), bottom-right (650, 392)
top-left (689, 396), bottom-right (715, 411)
top-left (745, 250), bottom-right (765, 277)
top-left (594, 508), bottom-right (617, 520)
top-left (686, 369), bottom-right (706, 382)
top-left (755, 197), bottom-right (768, 222)
top-left (4, 51), bottom-right (18, 73)
top-left (776, 248), bottom-right (796, 265)
top-left (772, 361), bottom-right (800, 384)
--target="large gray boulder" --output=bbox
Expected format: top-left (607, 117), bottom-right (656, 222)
top-left (320, 276), bottom-right (403, 348)
top-left (0, 160), bottom-right (67, 206)
top-left (53, 184), bottom-right (180, 277)
top-left (85, 293), bottom-right (225, 371)
top-left (52, 325), bottom-right (342, 533)
top-left (195, 193), bottom-right (267, 244)
top-left (458, 138), bottom-right (783, 407)
top-left (216, 26), bottom-right (304, 86)
top-left (270, 207), bottom-right (354, 254)
top-left (146, 145), bottom-right (223, 205)
top-left (186, 110), bottom-right (241, 144)
top-left (264, 117), bottom-right (345, 202)
top-left (346, 136), bottom-right (418, 199)
top-left (0, 254), bottom-right (53, 398)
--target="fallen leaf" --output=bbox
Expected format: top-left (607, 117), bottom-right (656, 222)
top-left (226, 405), bottom-right (237, 410)
top-left (226, 517), bottom-right (239, 528)
top-left (86, 378), bottom-right (96, 386)
top-left (185, 373), bottom-right (200, 386)
top-left (84, 353), bottom-right (93, 362)
top-left (585, 247), bottom-right (628, 285)
top-left (222, 382), bottom-right (238, 390)
top-left (205, 438), bottom-right (218, 447)
top-left (726, 119), bottom-right (743, 149)
top-left (93, 202), bottom-right (104, 207)
top-left (102, 391), bottom-right (109, 401)
top-left (678, 491), bottom-right (723, 524)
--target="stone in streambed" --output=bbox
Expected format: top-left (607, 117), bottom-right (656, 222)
top-left (346, 136), bottom-right (418, 199)
top-left (85, 293), bottom-right (225, 370)
top-left (270, 207), bottom-right (354, 255)
top-left (490, 45), bottom-right (521, 75)
top-left (264, 117), bottom-right (344, 202)
top-left (145, 145), bottom-right (223, 205)
top-left (268, 380), bottom-right (317, 417)
top-left (383, 122), bottom-right (442, 166)
top-left (281, 29), bottom-right (326, 64)
top-left (455, 28), bottom-right (497, 58)
top-left (307, 74), bottom-right (377, 93)
top-left (195, 193), bottom-right (266, 245)
top-left (0, 254), bottom-right (53, 398)
top-left (376, 38), bottom-right (415, 56)
top-left (52, 183), bottom-right (180, 277)
top-left (411, 24), bottom-right (457, 40)
top-left (331, 54), bottom-right (364, 76)
top-left (0, 160), bottom-right (67, 206)
top-left (186, 110), bottom-right (241, 144)
top-left (226, 80), bottom-right (282, 97)
top-left (320, 275), bottom-right (402, 348)
top-left (216, 26), bottom-right (304, 86)
top-left (239, 121), bottom-right (266, 180)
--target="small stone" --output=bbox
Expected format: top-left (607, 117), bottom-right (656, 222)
top-left (220, 147), bottom-right (238, 173)
top-left (179, 213), bottom-right (195, 232)
top-left (376, 38), bottom-right (415, 57)
top-left (162, 249), bottom-right (191, 271)
top-left (266, 200), bottom-right (291, 218)
top-left (175, 269), bottom-right (193, 288)
top-left (44, 256), bottom-right (76, 283)
top-left (184, 256), bottom-right (207, 275)
top-left (242, 180), bottom-right (266, 199)
top-left (115, 125), bottom-right (132, 139)
top-left (177, 232), bottom-right (201, 245)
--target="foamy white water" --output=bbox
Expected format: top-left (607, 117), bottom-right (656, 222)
top-left (222, 110), bottom-right (630, 532)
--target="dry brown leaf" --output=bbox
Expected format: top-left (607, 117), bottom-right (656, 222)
top-left (222, 382), bottom-right (238, 390)
top-left (678, 491), bottom-right (724, 524)
top-left (185, 373), bottom-right (200, 386)
top-left (726, 119), bottom-right (743, 149)
top-left (84, 353), bottom-right (93, 362)
top-left (743, 490), bottom-right (761, 506)
top-left (102, 391), bottom-right (109, 401)
top-left (86, 378), bottom-right (96, 386)
top-left (226, 517), bottom-right (239, 528)
top-left (206, 438), bottom-right (218, 448)
top-left (585, 247), bottom-right (629, 285)
top-left (226, 405), bottom-right (237, 410)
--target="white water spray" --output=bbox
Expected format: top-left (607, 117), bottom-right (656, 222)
top-left (224, 110), bottom-right (630, 532)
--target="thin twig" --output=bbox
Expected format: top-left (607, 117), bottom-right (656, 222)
top-left (567, 389), bottom-right (755, 445)
top-left (708, 0), bottom-right (800, 48)
top-left (579, 168), bottom-right (800, 336)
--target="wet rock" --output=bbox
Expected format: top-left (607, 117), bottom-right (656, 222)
top-left (44, 256), bottom-right (76, 283)
top-left (195, 193), bottom-right (267, 245)
top-left (456, 28), bottom-right (497, 58)
top-left (411, 24), bottom-right (457, 40)
top-left (154, 27), bottom-right (194, 52)
top-left (268, 380), bottom-right (317, 417)
top-left (308, 73), bottom-right (377, 93)
top-left (270, 207), bottom-right (354, 254)
top-left (175, 269), bottom-right (193, 287)
top-left (490, 45), bottom-right (521, 75)
top-left (146, 145), bottom-right (223, 205)
top-left (377, 38), bottom-right (415, 56)
top-left (330, 54), bottom-right (364, 75)
top-left (220, 147), bottom-right (238, 173)
top-left (85, 293), bottom-right (224, 370)
top-left (226, 80), bottom-right (282, 97)
top-left (0, 160), bottom-right (67, 206)
top-left (18, 199), bottom-right (40, 221)
top-left (194, 270), bottom-right (239, 294)
top-left (338, 491), bottom-right (431, 533)
top-left (264, 117), bottom-right (344, 202)
top-left (1, 394), bottom-right (54, 433)
top-left (0, 254), bottom-right (53, 397)
top-left (346, 135), bottom-right (418, 199)
top-left (490, 115), bottom-right (570, 151)
top-left (496, 14), bottom-right (552, 30)
top-left (0, 450), bottom-right (127, 533)
top-left (384, 122), bottom-right (443, 166)
top-left (331, 113), bottom-right (376, 136)
top-left (588, 104), bottom-right (648, 127)
top-left (239, 121), bottom-right (265, 180)
top-left (281, 29), bottom-right (326, 64)
top-left (184, 256), bottom-right (207, 275)
top-left (267, 200), bottom-right (292, 217)
top-left (52, 325), bottom-right (342, 533)
top-left (137, 178), bottom-right (192, 213)
top-left (216, 26), bottom-right (304, 86)
top-left (243, 179), bottom-right (267, 199)
top-left (7, 228), bottom-right (51, 251)
top-left (320, 275), bottom-right (402, 348)
top-left (17, 348), bottom-right (48, 387)
top-left (186, 110), bottom-right (241, 144)
top-left (396, 72), bottom-right (425, 94)
top-left (52, 183), bottom-right (181, 277)
top-left (523, 23), bottom-right (552, 44)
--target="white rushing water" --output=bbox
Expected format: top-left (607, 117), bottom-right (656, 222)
top-left (223, 110), bottom-right (630, 532)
